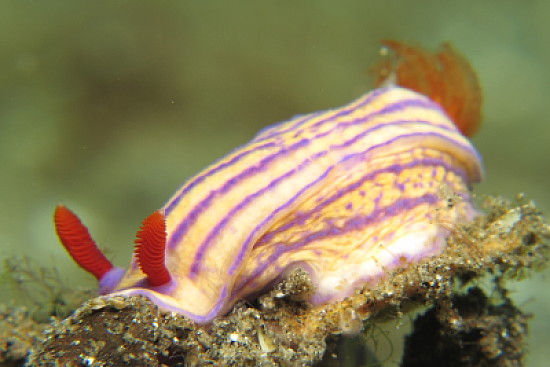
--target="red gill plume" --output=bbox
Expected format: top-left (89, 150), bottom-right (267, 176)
top-left (54, 205), bottom-right (114, 280)
top-left (372, 40), bottom-right (482, 137)
top-left (134, 210), bottom-right (171, 287)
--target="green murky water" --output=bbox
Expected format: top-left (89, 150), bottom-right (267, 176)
top-left (1, 1), bottom-right (548, 365)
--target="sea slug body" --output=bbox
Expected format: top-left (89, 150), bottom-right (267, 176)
top-left (54, 41), bottom-right (484, 324)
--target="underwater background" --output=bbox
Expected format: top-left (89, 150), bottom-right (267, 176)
top-left (0, 1), bottom-right (548, 365)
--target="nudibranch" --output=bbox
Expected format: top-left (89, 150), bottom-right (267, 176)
top-left (54, 41), bottom-right (483, 324)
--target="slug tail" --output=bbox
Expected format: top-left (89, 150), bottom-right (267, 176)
top-left (372, 40), bottom-right (482, 137)
top-left (54, 205), bottom-right (114, 280)
top-left (135, 210), bottom-right (171, 287)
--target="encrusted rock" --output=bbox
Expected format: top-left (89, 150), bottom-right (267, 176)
top-left (5, 195), bottom-right (548, 366)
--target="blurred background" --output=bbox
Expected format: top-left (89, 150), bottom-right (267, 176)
top-left (0, 1), bottom-right (548, 365)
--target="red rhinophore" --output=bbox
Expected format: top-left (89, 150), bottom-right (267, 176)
top-left (54, 205), bottom-right (114, 280)
top-left (135, 210), bottom-right (171, 286)
top-left (372, 40), bottom-right (482, 137)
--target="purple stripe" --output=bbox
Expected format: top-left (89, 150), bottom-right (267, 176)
top-left (164, 91), bottom-right (447, 216)
top-left (253, 156), bottom-right (468, 249)
top-left (164, 91), bottom-right (379, 215)
top-left (252, 87), bottom-right (391, 142)
top-left (227, 166), bottom-right (334, 276)
top-left (262, 98), bottom-right (453, 152)
top-left (168, 91), bottom-right (478, 250)
top-left (168, 137), bottom-right (309, 248)
top-left (188, 156), bottom-right (331, 277)
top-left (189, 131), bottom-right (477, 277)
top-left (286, 96), bottom-right (451, 144)
top-left (168, 119), bottom-right (466, 249)
top-left (165, 89), bottom-right (379, 215)
top-left (120, 285), bottom-right (229, 323)
top-left (169, 122), bottom-right (446, 250)
top-left (235, 193), bottom-right (440, 294)
top-left (330, 129), bottom-right (480, 182)
top-left (164, 140), bottom-right (278, 215)
top-left (251, 111), bottom-right (324, 142)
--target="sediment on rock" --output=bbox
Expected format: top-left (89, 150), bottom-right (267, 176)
top-left (1, 195), bottom-right (546, 366)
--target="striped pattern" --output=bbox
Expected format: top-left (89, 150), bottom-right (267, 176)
top-left (112, 86), bottom-right (482, 323)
